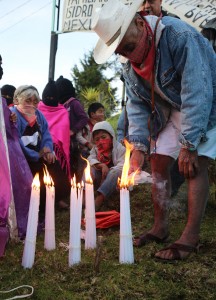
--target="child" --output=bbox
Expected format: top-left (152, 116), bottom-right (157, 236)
top-left (76, 102), bottom-right (105, 158)
top-left (88, 121), bottom-right (125, 211)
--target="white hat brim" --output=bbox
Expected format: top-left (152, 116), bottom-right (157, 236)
top-left (93, 0), bottom-right (143, 64)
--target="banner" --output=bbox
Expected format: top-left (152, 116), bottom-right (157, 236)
top-left (62, 0), bottom-right (133, 32)
top-left (62, 0), bottom-right (216, 33)
top-left (163, 0), bottom-right (216, 31)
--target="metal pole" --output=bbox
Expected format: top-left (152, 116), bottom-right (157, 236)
top-left (48, 0), bottom-right (60, 80)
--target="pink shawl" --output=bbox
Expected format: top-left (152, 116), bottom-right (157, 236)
top-left (38, 101), bottom-right (70, 177)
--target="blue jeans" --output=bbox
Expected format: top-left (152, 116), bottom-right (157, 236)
top-left (91, 167), bottom-right (122, 198)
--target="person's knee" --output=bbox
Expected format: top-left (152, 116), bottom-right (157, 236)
top-left (151, 154), bottom-right (174, 176)
top-left (107, 168), bottom-right (122, 178)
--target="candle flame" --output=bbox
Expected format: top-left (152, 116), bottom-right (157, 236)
top-left (32, 173), bottom-right (40, 189)
top-left (119, 140), bottom-right (137, 189)
top-left (43, 166), bottom-right (54, 187)
top-left (77, 181), bottom-right (84, 189)
top-left (81, 156), bottom-right (93, 184)
top-left (71, 176), bottom-right (76, 187)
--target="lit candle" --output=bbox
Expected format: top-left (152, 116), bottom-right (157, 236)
top-left (69, 177), bottom-right (83, 266)
top-left (119, 140), bottom-right (135, 264)
top-left (22, 173), bottom-right (40, 269)
top-left (83, 157), bottom-right (97, 249)
top-left (44, 171), bottom-right (55, 251)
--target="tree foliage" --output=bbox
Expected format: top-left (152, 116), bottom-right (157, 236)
top-left (71, 50), bottom-right (120, 116)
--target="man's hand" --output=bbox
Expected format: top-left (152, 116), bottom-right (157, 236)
top-left (129, 150), bottom-right (145, 174)
top-left (178, 148), bottom-right (199, 178)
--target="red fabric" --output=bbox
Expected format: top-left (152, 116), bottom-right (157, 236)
top-left (88, 120), bottom-right (94, 132)
top-left (16, 105), bottom-right (37, 127)
top-left (38, 101), bottom-right (70, 177)
top-left (123, 25), bottom-right (149, 64)
top-left (131, 20), bottom-right (155, 81)
top-left (82, 210), bottom-right (120, 228)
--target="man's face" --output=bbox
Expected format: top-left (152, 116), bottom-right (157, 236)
top-left (0, 56), bottom-right (3, 80)
top-left (141, 0), bottom-right (162, 17)
top-left (115, 17), bottom-right (144, 59)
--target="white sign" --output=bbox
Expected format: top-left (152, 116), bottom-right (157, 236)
top-left (61, 0), bottom-right (216, 33)
top-left (62, 0), bottom-right (133, 32)
top-left (163, 0), bottom-right (216, 31)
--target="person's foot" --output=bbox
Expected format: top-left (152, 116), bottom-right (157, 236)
top-left (155, 238), bottom-right (201, 261)
top-left (95, 193), bottom-right (105, 212)
top-left (133, 232), bottom-right (170, 247)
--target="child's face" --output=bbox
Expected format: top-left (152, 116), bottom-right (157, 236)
top-left (93, 130), bottom-right (112, 145)
top-left (91, 107), bottom-right (105, 122)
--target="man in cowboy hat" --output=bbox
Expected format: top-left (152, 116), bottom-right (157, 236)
top-left (92, 0), bottom-right (216, 261)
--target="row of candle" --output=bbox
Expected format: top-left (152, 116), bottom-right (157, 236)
top-left (22, 148), bottom-right (135, 269)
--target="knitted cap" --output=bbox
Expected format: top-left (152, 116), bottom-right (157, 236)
top-left (1, 84), bottom-right (16, 106)
top-left (55, 75), bottom-right (76, 104)
top-left (42, 79), bottom-right (58, 106)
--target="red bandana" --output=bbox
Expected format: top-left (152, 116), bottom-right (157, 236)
top-left (17, 105), bottom-right (37, 127)
top-left (96, 138), bottom-right (113, 165)
top-left (131, 20), bottom-right (155, 81)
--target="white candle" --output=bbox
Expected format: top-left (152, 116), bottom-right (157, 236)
top-left (80, 157), bottom-right (97, 250)
top-left (69, 179), bottom-right (83, 266)
top-left (22, 173), bottom-right (40, 269)
top-left (119, 140), bottom-right (135, 264)
top-left (85, 181), bottom-right (97, 249)
top-left (119, 188), bottom-right (134, 264)
top-left (44, 173), bottom-right (55, 251)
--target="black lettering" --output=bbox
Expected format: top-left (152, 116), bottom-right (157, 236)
top-left (193, 11), bottom-right (208, 23)
top-left (75, 6), bottom-right (82, 17)
top-left (88, 4), bottom-right (93, 17)
top-left (81, 5), bottom-right (87, 16)
top-left (79, 19), bottom-right (90, 30)
top-left (185, 8), bottom-right (196, 18)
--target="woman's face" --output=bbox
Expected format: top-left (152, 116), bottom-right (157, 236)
top-left (20, 95), bottom-right (38, 114)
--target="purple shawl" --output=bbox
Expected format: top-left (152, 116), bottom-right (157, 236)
top-left (2, 98), bottom-right (33, 238)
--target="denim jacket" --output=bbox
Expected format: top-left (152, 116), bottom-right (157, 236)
top-left (122, 16), bottom-right (216, 152)
top-left (11, 106), bottom-right (53, 161)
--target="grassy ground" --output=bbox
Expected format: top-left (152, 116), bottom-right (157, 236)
top-left (1, 116), bottom-right (216, 299)
top-left (1, 181), bottom-right (216, 300)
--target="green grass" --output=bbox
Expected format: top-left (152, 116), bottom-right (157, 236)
top-left (1, 116), bottom-right (216, 299)
top-left (107, 113), bottom-right (120, 134)
top-left (1, 182), bottom-right (216, 300)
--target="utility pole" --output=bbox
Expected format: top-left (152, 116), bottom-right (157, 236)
top-left (48, 0), bottom-right (61, 80)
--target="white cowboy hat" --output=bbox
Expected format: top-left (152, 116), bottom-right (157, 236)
top-left (92, 0), bottom-right (143, 64)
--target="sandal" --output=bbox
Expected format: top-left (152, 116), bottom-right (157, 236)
top-left (133, 232), bottom-right (170, 247)
top-left (154, 242), bottom-right (201, 261)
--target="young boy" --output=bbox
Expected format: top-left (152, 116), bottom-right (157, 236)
top-left (76, 102), bottom-right (105, 158)
top-left (88, 121), bottom-right (125, 211)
